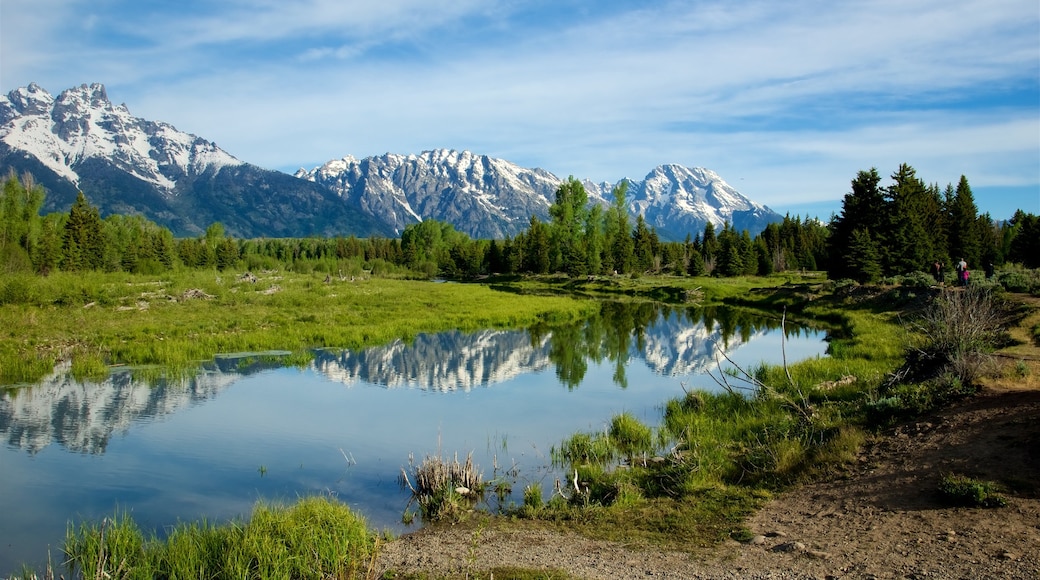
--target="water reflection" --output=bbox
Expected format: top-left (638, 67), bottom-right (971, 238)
top-left (0, 302), bottom-right (827, 575)
top-left (1, 303), bottom-right (816, 456)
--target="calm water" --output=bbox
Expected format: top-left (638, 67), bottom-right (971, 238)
top-left (0, 302), bottom-right (828, 574)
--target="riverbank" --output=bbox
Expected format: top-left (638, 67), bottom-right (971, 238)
top-left (373, 380), bottom-right (1040, 579)
top-left (373, 291), bottom-right (1040, 579)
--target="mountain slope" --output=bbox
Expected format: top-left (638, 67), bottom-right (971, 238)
top-left (298, 150), bottom-right (781, 240)
top-left (0, 83), bottom-right (391, 238)
top-left (2, 82), bottom-right (780, 241)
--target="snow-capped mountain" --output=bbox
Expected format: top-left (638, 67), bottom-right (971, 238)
top-left (618, 164), bottom-right (779, 240)
top-left (2, 82), bottom-right (779, 240)
top-left (295, 150), bottom-right (560, 239)
top-left (298, 150), bottom-right (780, 240)
top-left (0, 83), bottom-right (390, 237)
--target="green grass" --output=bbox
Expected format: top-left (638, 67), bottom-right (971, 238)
top-left (0, 270), bottom-right (597, 385)
top-left (62, 496), bottom-right (381, 580)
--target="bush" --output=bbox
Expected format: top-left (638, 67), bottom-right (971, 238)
top-left (994, 265), bottom-right (1040, 295)
top-left (905, 287), bottom-right (1005, 385)
top-left (938, 473), bottom-right (1008, 508)
top-left (901, 271), bottom-right (936, 289)
top-left (0, 275), bottom-right (35, 304)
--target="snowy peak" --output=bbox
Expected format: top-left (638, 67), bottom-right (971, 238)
top-left (0, 83), bottom-right (390, 238)
top-left (300, 149), bottom-right (779, 239)
top-left (0, 82), bottom-right (242, 193)
top-left (297, 148), bottom-right (560, 238)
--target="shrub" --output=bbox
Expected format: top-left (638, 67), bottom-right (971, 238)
top-left (994, 265), bottom-right (1040, 294)
top-left (901, 271), bottom-right (935, 289)
top-left (904, 287), bottom-right (1005, 385)
top-left (938, 473), bottom-right (1008, 508)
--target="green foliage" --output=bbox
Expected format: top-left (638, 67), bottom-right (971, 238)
top-left (937, 473), bottom-right (1008, 508)
top-left (827, 164), bottom-right (1029, 282)
top-left (0, 272), bottom-right (596, 385)
top-left (62, 497), bottom-right (378, 580)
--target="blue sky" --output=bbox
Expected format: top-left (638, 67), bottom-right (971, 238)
top-left (1, 0), bottom-right (1038, 220)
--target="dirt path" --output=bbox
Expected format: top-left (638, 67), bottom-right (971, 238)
top-left (374, 298), bottom-right (1040, 579)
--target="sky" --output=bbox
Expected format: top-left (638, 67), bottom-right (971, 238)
top-left (1, 0), bottom-right (1038, 221)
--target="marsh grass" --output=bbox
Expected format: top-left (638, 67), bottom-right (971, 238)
top-left (61, 497), bottom-right (380, 580)
top-left (0, 270), bottom-right (596, 385)
top-left (400, 451), bottom-right (487, 523)
top-left (529, 281), bottom-right (925, 549)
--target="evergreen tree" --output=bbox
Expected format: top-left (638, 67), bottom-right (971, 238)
top-left (716, 223), bottom-right (743, 277)
top-left (947, 175), bottom-right (981, 269)
top-left (1007, 210), bottom-right (1040, 268)
top-left (548, 177), bottom-right (589, 275)
top-left (847, 228), bottom-right (882, 283)
top-left (828, 168), bottom-right (885, 279)
top-left (631, 215), bottom-right (656, 273)
top-left (884, 164), bottom-right (935, 275)
top-left (62, 192), bottom-right (105, 271)
top-left (523, 216), bottom-right (551, 274)
top-left (216, 237), bottom-right (240, 271)
top-left (583, 204), bottom-right (604, 275)
top-left (701, 221), bottom-right (718, 275)
top-left (603, 181), bottom-right (633, 274)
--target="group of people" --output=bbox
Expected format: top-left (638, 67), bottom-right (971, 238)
top-left (933, 259), bottom-right (971, 287)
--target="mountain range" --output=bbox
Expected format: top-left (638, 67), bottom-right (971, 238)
top-left (1, 83), bottom-right (781, 240)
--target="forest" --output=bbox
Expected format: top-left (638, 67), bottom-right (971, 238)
top-left (0, 164), bottom-right (1037, 284)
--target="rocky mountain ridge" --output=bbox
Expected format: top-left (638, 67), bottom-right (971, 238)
top-left (0, 83), bottom-right (390, 237)
top-left (2, 82), bottom-right (780, 240)
top-left (296, 150), bottom-right (781, 239)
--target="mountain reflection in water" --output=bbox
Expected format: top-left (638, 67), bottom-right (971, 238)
top-left (0, 302), bottom-right (827, 575)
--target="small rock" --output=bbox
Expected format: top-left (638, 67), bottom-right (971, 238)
top-left (997, 550), bottom-right (1015, 561)
top-left (765, 531), bottom-right (788, 538)
top-left (751, 535), bottom-right (767, 545)
top-left (771, 541), bottom-right (805, 553)
top-left (806, 549), bottom-right (832, 560)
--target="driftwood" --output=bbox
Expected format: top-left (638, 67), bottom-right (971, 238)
top-left (181, 288), bottom-right (214, 300)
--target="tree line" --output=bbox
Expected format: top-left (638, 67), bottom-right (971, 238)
top-left (827, 164), bottom-right (1038, 282)
top-left (1, 167), bottom-right (1035, 281)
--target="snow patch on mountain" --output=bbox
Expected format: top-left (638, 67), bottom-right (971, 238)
top-left (1, 83), bottom-right (242, 194)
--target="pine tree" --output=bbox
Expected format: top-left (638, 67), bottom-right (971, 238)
top-left (884, 164), bottom-right (934, 275)
top-left (62, 192), bottom-right (105, 271)
top-left (828, 168), bottom-right (885, 279)
top-left (701, 221), bottom-right (718, 275)
top-left (947, 175), bottom-right (981, 269)
top-left (847, 228), bottom-right (882, 283)
top-left (604, 181), bottom-right (633, 274)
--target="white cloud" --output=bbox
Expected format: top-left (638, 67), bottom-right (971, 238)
top-left (2, 0), bottom-right (1036, 215)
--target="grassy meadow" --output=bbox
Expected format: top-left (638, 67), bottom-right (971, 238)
top-left (0, 269), bottom-right (598, 386)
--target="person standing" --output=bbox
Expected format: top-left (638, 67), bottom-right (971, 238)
top-left (957, 258), bottom-right (969, 286)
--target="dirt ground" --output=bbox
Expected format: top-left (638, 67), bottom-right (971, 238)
top-left (374, 298), bottom-right (1040, 580)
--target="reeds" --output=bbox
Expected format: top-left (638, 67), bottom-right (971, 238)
top-left (400, 451), bottom-right (486, 522)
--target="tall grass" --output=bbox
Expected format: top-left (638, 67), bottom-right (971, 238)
top-left (62, 497), bottom-right (379, 580)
